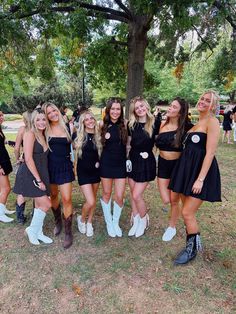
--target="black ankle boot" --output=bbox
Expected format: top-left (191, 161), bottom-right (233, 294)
top-left (174, 233), bottom-right (202, 265)
top-left (16, 202), bottom-right (26, 224)
top-left (52, 205), bottom-right (62, 236)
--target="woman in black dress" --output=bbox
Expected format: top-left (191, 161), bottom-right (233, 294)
top-left (0, 111), bottom-right (14, 223)
top-left (43, 102), bottom-right (75, 249)
top-left (99, 98), bottom-right (127, 237)
top-left (127, 97), bottom-right (155, 238)
top-left (169, 90), bottom-right (221, 264)
top-left (75, 111), bottom-right (102, 237)
top-left (155, 98), bottom-right (191, 242)
top-left (222, 105), bottom-right (233, 144)
top-left (13, 109), bottom-right (52, 245)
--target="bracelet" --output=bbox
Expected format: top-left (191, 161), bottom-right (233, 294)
top-left (198, 178), bottom-right (204, 182)
top-left (36, 179), bottom-right (42, 183)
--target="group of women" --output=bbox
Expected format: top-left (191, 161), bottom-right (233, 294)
top-left (0, 90), bottom-right (221, 265)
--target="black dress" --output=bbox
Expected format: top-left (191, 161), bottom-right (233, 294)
top-left (128, 122), bottom-right (156, 182)
top-left (48, 137), bottom-right (75, 185)
top-left (0, 132), bottom-right (12, 175)
top-left (169, 132), bottom-right (221, 202)
top-left (222, 111), bottom-right (232, 131)
top-left (99, 122), bottom-right (126, 178)
top-left (77, 133), bottom-right (100, 186)
top-left (13, 140), bottom-right (50, 197)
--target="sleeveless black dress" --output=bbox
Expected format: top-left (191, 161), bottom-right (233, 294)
top-left (13, 140), bottom-right (50, 197)
top-left (169, 132), bottom-right (221, 202)
top-left (99, 122), bottom-right (126, 178)
top-left (48, 137), bottom-right (75, 185)
top-left (77, 133), bottom-right (100, 186)
top-left (128, 122), bottom-right (156, 182)
top-left (0, 132), bottom-right (12, 175)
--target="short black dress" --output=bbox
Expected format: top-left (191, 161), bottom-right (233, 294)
top-left (13, 140), bottom-right (50, 197)
top-left (77, 133), bottom-right (100, 186)
top-left (0, 132), bottom-right (12, 175)
top-left (128, 122), bottom-right (156, 182)
top-left (48, 137), bottom-right (75, 185)
top-left (100, 122), bottom-right (126, 178)
top-left (169, 132), bottom-right (221, 202)
top-left (222, 111), bottom-right (232, 131)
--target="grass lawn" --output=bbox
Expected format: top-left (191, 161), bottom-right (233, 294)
top-left (0, 132), bottom-right (236, 314)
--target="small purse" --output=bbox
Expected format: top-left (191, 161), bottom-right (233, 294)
top-left (126, 159), bottom-right (132, 173)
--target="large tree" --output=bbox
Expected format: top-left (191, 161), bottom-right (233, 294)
top-left (0, 1), bottom-right (236, 112)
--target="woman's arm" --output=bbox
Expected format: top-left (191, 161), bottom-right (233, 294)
top-left (126, 136), bottom-right (131, 158)
top-left (23, 131), bottom-right (46, 190)
top-left (14, 126), bottom-right (25, 161)
top-left (192, 117), bottom-right (220, 194)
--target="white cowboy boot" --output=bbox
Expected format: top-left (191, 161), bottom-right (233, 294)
top-left (100, 198), bottom-right (116, 237)
top-left (0, 203), bottom-right (14, 223)
top-left (135, 214), bottom-right (149, 238)
top-left (112, 201), bottom-right (123, 237)
top-left (128, 213), bottom-right (140, 237)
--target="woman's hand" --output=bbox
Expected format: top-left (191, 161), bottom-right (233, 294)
top-left (0, 167), bottom-right (5, 176)
top-left (192, 180), bottom-right (203, 194)
top-left (38, 182), bottom-right (46, 191)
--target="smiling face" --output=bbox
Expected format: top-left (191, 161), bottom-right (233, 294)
top-left (134, 100), bottom-right (148, 118)
top-left (166, 100), bottom-right (181, 118)
top-left (197, 93), bottom-right (212, 112)
top-left (33, 113), bottom-right (47, 131)
top-left (83, 113), bottom-right (96, 130)
top-left (0, 111), bottom-right (4, 125)
top-left (46, 105), bottom-right (60, 122)
top-left (109, 102), bottom-right (122, 122)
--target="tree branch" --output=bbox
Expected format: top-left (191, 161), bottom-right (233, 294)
top-left (114, 0), bottom-right (132, 18)
top-left (192, 24), bottom-right (213, 53)
top-left (213, 0), bottom-right (236, 30)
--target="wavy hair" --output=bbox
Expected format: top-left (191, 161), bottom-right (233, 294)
top-left (75, 110), bottom-right (102, 159)
top-left (162, 97), bottom-right (190, 148)
top-left (22, 111), bottom-right (32, 132)
top-left (101, 97), bottom-right (127, 146)
top-left (42, 102), bottom-right (71, 146)
top-left (128, 96), bottom-right (155, 137)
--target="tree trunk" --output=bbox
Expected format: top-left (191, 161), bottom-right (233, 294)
top-left (125, 15), bottom-right (150, 117)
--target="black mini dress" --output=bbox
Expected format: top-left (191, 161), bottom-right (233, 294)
top-left (48, 137), bottom-right (75, 185)
top-left (0, 132), bottom-right (12, 175)
top-left (128, 122), bottom-right (156, 182)
top-left (99, 122), bottom-right (126, 178)
top-left (13, 140), bottom-right (50, 197)
top-left (169, 132), bottom-right (221, 202)
top-left (222, 111), bottom-right (232, 131)
top-left (77, 133), bottom-right (100, 186)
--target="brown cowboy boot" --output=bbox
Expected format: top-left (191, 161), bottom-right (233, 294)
top-left (63, 214), bottom-right (73, 249)
top-left (52, 205), bottom-right (62, 236)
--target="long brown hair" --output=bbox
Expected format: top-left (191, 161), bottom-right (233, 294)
top-left (101, 97), bottom-right (127, 146)
top-left (162, 97), bottom-right (190, 148)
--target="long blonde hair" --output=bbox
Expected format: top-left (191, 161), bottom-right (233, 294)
top-left (75, 110), bottom-right (102, 159)
top-left (42, 102), bottom-right (71, 144)
top-left (197, 90), bottom-right (220, 114)
top-left (129, 96), bottom-right (155, 137)
top-left (22, 111), bottom-right (32, 131)
top-left (30, 109), bottom-right (48, 147)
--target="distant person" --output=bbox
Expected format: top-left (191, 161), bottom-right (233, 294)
top-left (233, 105), bottom-right (236, 142)
top-left (222, 105), bottom-right (233, 144)
top-left (14, 111), bottom-right (31, 224)
top-left (153, 106), bottom-right (162, 122)
top-left (0, 111), bottom-right (15, 223)
top-left (60, 105), bottom-right (69, 124)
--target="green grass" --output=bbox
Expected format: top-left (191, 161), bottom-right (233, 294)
top-left (1, 129), bottom-right (236, 313)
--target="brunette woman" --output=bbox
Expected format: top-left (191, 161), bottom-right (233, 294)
top-left (169, 90), bottom-right (221, 265)
top-left (99, 97), bottom-right (127, 237)
top-left (0, 111), bottom-right (14, 223)
top-left (75, 111), bottom-right (102, 237)
top-left (13, 109), bottom-right (52, 245)
top-left (155, 98), bottom-right (192, 241)
top-left (14, 111), bottom-right (31, 224)
top-left (127, 97), bottom-right (156, 238)
top-left (43, 102), bottom-right (75, 249)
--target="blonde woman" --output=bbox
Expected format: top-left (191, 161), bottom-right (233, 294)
top-left (14, 111), bottom-right (31, 224)
top-left (75, 111), bottom-right (102, 237)
top-left (0, 111), bottom-right (14, 223)
top-left (13, 109), bottom-right (52, 245)
top-left (43, 102), bottom-right (75, 249)
top-left (127, 96), bottom-right (156, 238)
top-left (169, 90), bottom-right (221, 265)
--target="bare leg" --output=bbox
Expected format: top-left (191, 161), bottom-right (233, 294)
top-left (59, 182), bottom-right (73, 218)
top-left (132, 181), bottom-right (149, 218)
top-left (101, 178), bottom-right (113, 203)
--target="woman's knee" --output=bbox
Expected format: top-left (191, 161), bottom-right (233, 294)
top-left (132, 192), bottom-right (143, 203)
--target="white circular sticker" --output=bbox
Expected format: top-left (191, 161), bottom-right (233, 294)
top-left (140, 152), bottom-right (149, 159)
top-left (95, 162), bottom-right (100, 168)
top-left (105, 132), bottom-right (111, 139)
top-left (191, 134), bottom-right (200, 143)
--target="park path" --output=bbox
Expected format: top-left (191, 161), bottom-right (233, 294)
top-left (3, 120), bottom-right (24, 133)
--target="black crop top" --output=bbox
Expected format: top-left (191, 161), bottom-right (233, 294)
top-left (155, 131), bottom-right (183, 152)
